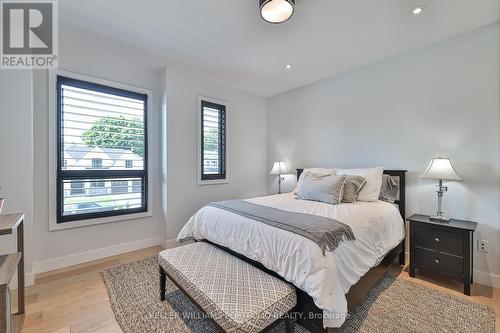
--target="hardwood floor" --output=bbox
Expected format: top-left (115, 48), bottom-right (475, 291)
top-left (13, 247), bottom-right (162, 333)
top-left (11, 247), bottom-right (499, 332)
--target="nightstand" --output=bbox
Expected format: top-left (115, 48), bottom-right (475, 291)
top-left (407, 214), bottom-right (477, 295)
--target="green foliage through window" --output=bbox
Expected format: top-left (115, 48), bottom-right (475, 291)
top-left (204, 127), bottom-right (220, 152)
top-left (82, 115), bottom-right (144, 157)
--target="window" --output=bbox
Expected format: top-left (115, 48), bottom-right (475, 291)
top-left (111, 180), bottom-right (129, 194)
top-left (69, 180), bottom-right (84, 195)
top-left (89, 180), bottom-right (106, 195)
top-left (56, 75), bottom-right (148, 223)
top-left (132, 180), bottom-right (142, 193)
top-left (91, 158), bottom-right (103, 169)
top-left (199, 99), bottom-right (226, 183)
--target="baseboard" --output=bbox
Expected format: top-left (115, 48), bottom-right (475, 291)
top-left (473, 269), bottom-right (500, 289)
top-left (29, 244), bottom-right (500, 289)
top-left (9, 272), bottom-right (35, 290)
top-left (163, 238), bottom-right (180, 249)
top-left (34, 236), bottom-right (166, 274)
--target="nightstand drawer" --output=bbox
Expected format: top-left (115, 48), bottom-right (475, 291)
top-left (413, 225), bottom-right (464, 256)
top-left (413, 247), bottom-right (463, 279)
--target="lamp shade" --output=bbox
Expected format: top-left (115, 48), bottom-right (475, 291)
top-left (269, 161), bottom-right (290, 175)
top-left (421, 158), bottom-right (463, 181)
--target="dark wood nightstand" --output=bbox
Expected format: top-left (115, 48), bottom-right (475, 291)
top-left (407, 214), bottom-right (477, 295)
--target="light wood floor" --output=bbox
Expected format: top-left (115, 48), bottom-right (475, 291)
top-left (11, 247), bottom-right (499, 333)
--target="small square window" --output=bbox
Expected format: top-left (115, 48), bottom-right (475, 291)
top-left (125, 160), bottom-right (133, 168)
top-left (92, 158), bottom-right (103, 169)
top-left (70, 180), bottom-right (84, 195)
top-left (111, 180), bottom-right (129, 194)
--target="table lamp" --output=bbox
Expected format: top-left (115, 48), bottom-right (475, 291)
top-left (421, 157), bottom-right (463, 222)
top-left (269, 161), bottom-right (290, 194)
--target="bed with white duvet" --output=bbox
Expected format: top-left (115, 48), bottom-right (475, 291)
top-left (177, 192), bottom-right (405, 329)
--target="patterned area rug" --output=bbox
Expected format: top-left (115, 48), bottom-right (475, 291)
top-left (101, 256), bottom-right (495, 333)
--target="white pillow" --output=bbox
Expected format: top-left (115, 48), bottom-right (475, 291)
top-left (336, 167), bottom-right (384, 202)
top-left (295, 168), bottom-right (336, 193)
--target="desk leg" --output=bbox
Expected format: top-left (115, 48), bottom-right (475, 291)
top-left (0, 288), bottom-right (6, 333)
top-left (16, 220), bottom-right (24, 314)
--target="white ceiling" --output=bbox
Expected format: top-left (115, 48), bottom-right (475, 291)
top-left (60, 0), bottom-right (500, 97)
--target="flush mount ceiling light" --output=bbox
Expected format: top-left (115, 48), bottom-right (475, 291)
top-left (411, 6), bottom-right (425, 15)
top-left (260, 0), bottom-right (295, 24)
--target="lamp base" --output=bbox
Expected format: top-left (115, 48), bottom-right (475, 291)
top-left (431, 180), bottom-right (449, 223)
top-left (429, 215), bottom-right (450, 222)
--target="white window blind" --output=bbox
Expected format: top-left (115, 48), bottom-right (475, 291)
top-left (201, 100), bottom-right (226, 181)
top-left (57, 76), bottom-right (148, 222)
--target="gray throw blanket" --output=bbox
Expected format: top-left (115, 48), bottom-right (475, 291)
top-left (207, 200), bottom-right (355, 255)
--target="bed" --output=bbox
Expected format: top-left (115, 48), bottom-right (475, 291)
top-left (177, 169), bottom-right (407, 332)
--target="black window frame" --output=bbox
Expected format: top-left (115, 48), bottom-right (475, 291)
top-left (200, 100), bottom-right (226, 181)
top-left (56, 75), bottom-right (148, 223)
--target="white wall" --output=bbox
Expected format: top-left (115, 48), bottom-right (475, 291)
top-left (0, 70), bottom-right (35, 285)
top-left (25, 23), bottom-right (267, 272)
top-left (165, 68), bottom-right (268, 240)
top-left (267, 23), bottom-right (500, 287)
top-left (4, 15), bottom-right (496, 291)
top-left (31, 26), bottom-right (166, 272)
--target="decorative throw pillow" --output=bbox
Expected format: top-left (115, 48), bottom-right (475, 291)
top-left (294, 168), bottom-right (336, 193)
top-left (341, 175), bottom-right (367, 203)
top-left (337, 167), bottom-right (384, 202)
top-left (295, 172), bottom-right (347, 205)
top-left (379, 174), bottom-right (399, 203)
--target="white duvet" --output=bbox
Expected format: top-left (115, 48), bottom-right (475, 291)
top-left (177, 193), bottom-right (405, 328)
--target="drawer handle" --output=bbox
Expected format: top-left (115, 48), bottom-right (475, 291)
top-left (434, 259), bottom-right (440, 264)
top-left (434, 237), bottom-right (440, 243)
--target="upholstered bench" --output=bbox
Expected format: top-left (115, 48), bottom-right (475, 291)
top-left (158, 242), bottom-right (297, 333)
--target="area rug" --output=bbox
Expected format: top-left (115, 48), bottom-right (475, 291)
top-left (101, 256), bottom-right (495, 333)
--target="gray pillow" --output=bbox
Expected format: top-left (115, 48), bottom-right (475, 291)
top-left (341, 175), bottom-right (367, 203)
top-left (295, 172), bottom-right (347, 205)
top-left (379, 174), bottom-right (399, 203)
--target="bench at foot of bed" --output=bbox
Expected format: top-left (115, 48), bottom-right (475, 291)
top-left (159, 242), bottom-right (297, 333)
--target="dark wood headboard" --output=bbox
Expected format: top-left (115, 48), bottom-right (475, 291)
top-left (296, 169), bottom-right (407, 219)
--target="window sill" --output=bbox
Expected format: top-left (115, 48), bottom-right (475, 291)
top-left (48, 210), bottom-right (153, 231)
top-left (197, 179), bottom-right (228, 186)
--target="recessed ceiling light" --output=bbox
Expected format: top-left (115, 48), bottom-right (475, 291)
top-left (411, 6), bottom-right (425, 15)
top-left (285, 64), bottom-right (292, 69)
top-left (260, 0), bottom-right (295, 24)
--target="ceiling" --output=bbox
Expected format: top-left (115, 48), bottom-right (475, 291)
top-left (60, 0), bottom-right (500, 97)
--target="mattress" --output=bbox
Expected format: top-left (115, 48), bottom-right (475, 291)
top-left (177, 192), bottom-right (405, 328)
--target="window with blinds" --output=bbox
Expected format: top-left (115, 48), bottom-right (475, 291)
top-left (200, 100), bottom-right (226, 181)
top-left (56, 75), bottom-right (148, 223)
